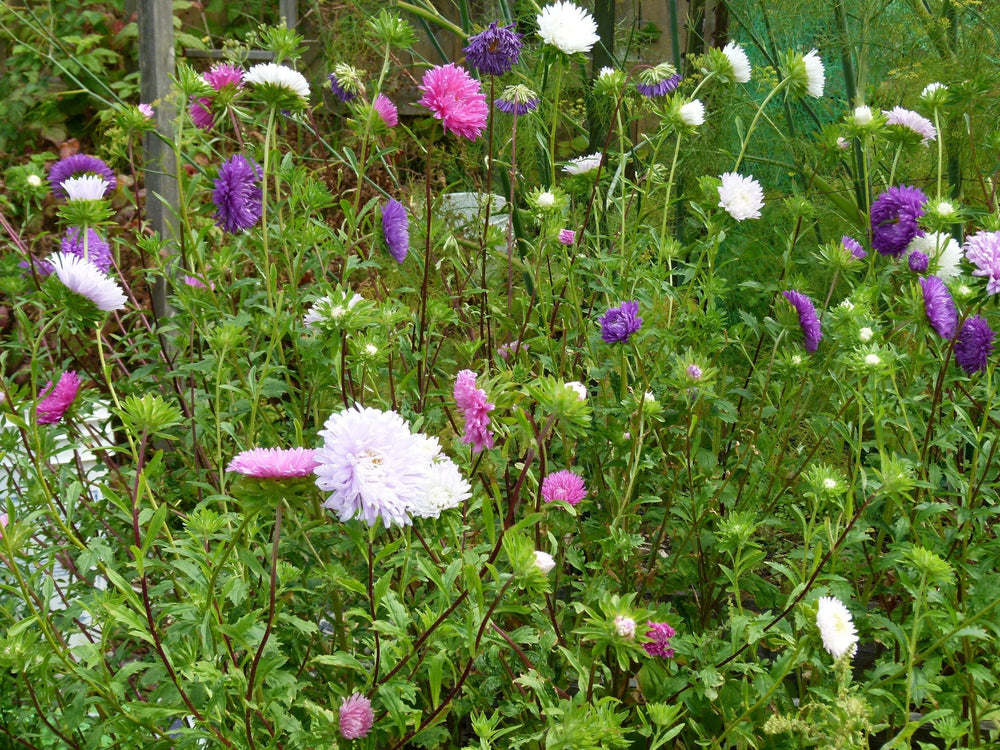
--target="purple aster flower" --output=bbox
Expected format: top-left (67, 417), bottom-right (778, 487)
top-left (227, 447), bottom-right (319, 478)
top-left (495, 95), bottom-right (538, 115)
top-left (62, 227), bottom-right (112, 274)
top-left (842, 235), bottom-right (866, 260)
top-left (464, 21), bottom-right (524, 76)
top-left (783, 290), bottom-right (822, 353)
top-left (636, 74), bottom-right (682, 97)
top-left (955, 315), bottom-right (995, 375)
top-left (212, 154), bottom-right (263, 233)
top-left (908, 251), bottom-right (929, 273)
top-left (339, 693), bottom-right (374, 739)
top-left (454, 370), bottom-right (495, 453)
top-left (883, 106), bottom-right (937, 145)
top-left (558, 228), bottom-right (576, 245)
top-left (920, 275), bottom-right (958, 340)
top-left (189, 96), bottom-right (214, 129)
top-left (328, 73), bottom-right (357, 102)
top-left (964, 231), bottom-right (1000, 295)
top-left (203, 63), bottom-right (244, 91)
top-left (498, 339), bottom-right (526, 359)
top-left (381, 198), bottom-right (409, 263)
top-left (870, 185), bottom-right (927, 257)
top-left (599, 300), bottom-right (643, 344)
top-left (37, 371), bottom-right (81, 425)
top-left (48, 154), bottom-right (116, 199)
top-left (643, 620), bottom-right (676, 658)
top-left (541, 469), bottom-right (587, 506)
top-left (687, 364), bottom-right (703, 380)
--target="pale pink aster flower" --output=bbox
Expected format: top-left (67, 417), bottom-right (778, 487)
top-left (883, 106), bottom-right (937, 145)
top-left (227, 448), bottom-right (319, 479)
top-left (183, 274), bottom-right (215, 290)
top-left (37, 371), bottom-right (81, 425)
top-left (418, 63), bottom-right (489, 140)
top-left (614, 615), bottom-right (636, 639)
top-left (542, 469), bottom-right (587, 506)
top-left (0, 513), bottom-right (7, 532)
top-left (717, 172), bottom-right (764, 221)
top-left (454, 370), bottom-right (495, 453)
top-left (534, 550), bottom-right (556, 573)
top-left (138, 103), bottom-right (155, 119)
top-left (836, 136), bottom-right (850, 150)
top-left (339, 693), bottom-right (373, 739)
top-left (372, 93), bottom-right (398, 127)
top-left (49, 252), bottom-right (127, 311)
top-left (964, 231), bottom-right (1000, 294)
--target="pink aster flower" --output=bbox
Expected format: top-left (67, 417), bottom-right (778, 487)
top-left (454, 370), bottom-right (495, 452)
top-left (204, 63), bottom-right (244, 91)
top-left (183, 274), bottom-right (215, 290)
top-left (372, 93), bottom-right (398, 127)
top-left (227, 448), bottom-right (319, 479)
top-left (644, 620), bottom-right (676, 658)
top-left (339, 693), bottom-right (373, 739)
top-left (138, 103), bottom-right (154, 119)
top-left (418, 63), bottom-right (489, 140)
top-left (37, 371), bottom-right (81, 425)
top-left (541, 469), bottom-right (587, 506)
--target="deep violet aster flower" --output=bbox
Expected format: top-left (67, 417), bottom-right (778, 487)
top-left (338, 693), bottom-right (374, 739)
top-left (381, 198), bottom-right (409, 262)
top-left (920, 275), bottom-right (958, 340)
top-left (227, 448), bottom-right (319, 479)
top-left (598, 300), bottom-right (642, 344)
top-left (842, 235), bottom-right (867, 261)
top-left (212, 154), bottom-right (263, 233)
top-left (48, 154), bottom-right (116, 199)
top-left (541, 469), bottom-right (587, 506)
top-left (418, 63), bottom-right (489, 140)
top-left (955, 316), bottom-right (995, 375)
top-left (454, 370), bottom-right (495, 453)
top-left (464, 21), bottom-right (523, 76)
top-left (328, 71), bottom-right (358, 103)
top-left (62, 227), bottom-right (112, 274)
top-left (636, 64), bottom-right (682, 98)
top-left (908, 251), bottom-right (929, 273)
top-left (36, 371), bottom-right (81, 425)
top-left (644, 620), bottom-right (676, 658)
top-left (495, 84), bottom-right (539, 114)
top-left (783, 290), bottom-right (822, 353)
top-left (964, 231), bottom-right (1000, 295)
top-left (372, 94), bottom-right (398, 127)
top-left (870, 185), bottom-right (927, 257)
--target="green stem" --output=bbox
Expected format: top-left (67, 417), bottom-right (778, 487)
top-left (734, 78), bottom-right (788, 171)
top-left (548, 55), bottom-right (564, 186)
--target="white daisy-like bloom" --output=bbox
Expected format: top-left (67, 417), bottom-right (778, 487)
top-left (935, 200), bottom-right (955, 217)
top-left (245, 62), bottom-right (311, 100)
top-left (533, 550), bottom-right (556, 573)
top-left (722, 41), bottom-right (751, 83)
top-left (822, 477), bottom-right (838, 490)
top-left (717, 172), bottom-right (764, 221)
top-left (864, 353), bottom-right (881, 367)
top-left (852, 105), bottom-right (873, 126)
top-left (598, 66), bottom-right (616, 79)
top-left (62, 175), bottom-right (110, 201)
top-left (365, 343), bottom-right (378, 356)
top-left (679, 99), bottom-right (705, 127)
top-left (921, 81), bottom-right (947, 99)
top-left (564, 381), bottom-right (587, 401)
top-left (562, 153), bottom-right (603, 175)
top-left (302, 292), bottom-right (363, 328)
top-left (883, 106), bottom-right (937, 145)
top-left (908, 231), bottom-right (961, 278)
top-left (27, 174), bottom-right (43, 188)
top-left (49, 252), bottom-right (127, 311)
top-left (408, 457), bottom-right (472, 519)
top-left (859, 326), bottom-right (874, 343)
top-left (816, 595), bottom-right (859, 659)
top-left (536, 190), bottom-right (556, 208)
top-left (803, 49), bottom-right (825, 98)
top-left (536, 1), bottom-right (600, 56)
top-left (840, 299), bottom-right (854, 311)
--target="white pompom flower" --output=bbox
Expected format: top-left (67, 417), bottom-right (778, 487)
top-left (717, 172), bottom-right (764, 221)
top-left (536, 1), bottom-right (600, 56)
top-left (816, 595), bottom-right (859, 659)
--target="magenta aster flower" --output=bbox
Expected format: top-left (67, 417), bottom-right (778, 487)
top-left (454, 370), bottom-right (495, 453)
top-left (541, 469), bottom-right (587, 506)
top-left (37, 371), bottom-right (81, 425)
top-left (213, 154), bottom-right (263, 233)
top-left (644, 620), bottom-right (676, 658)
top-left (189, 96), bottom-right (215, 129)
top-left (418, 63), bottom-right (489, 141)
top-left (182, 274), bottom-right (214, 290)
top-left (842, 235), bottom-right (866, 260)
top-left (339, 693), bottom-right (373, 739)
top-left (62, 227), bottom-right (112, 273)
top-left (464, 21), bottom-right (523, 76)
top-left (48, 154), bottom-right (116, 199)
top-left (955, 316), bottom-right (995, 375)
top-left (782, 290), bottom-right (822, 353)
top-left (598, 300), bottom-right (642, 344)
top-left (204, 63), bottom-right (244, 91)
top-left (372, 93), bottom-right (398, 127)
top-left (964, 231), bottom-right (1000, 295)
top-left (920, 275), bottom-right (958, 340)
top-left (227, 448), bottom-right (319, 478)
top-left (381, 198), bottom-right (409, 262)
top-left (870, 185), bottom-right (927, 257)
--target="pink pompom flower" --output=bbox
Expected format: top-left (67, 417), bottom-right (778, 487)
top-left (541, 469), bottom-right (587, 506)
top-left (454, 370), bottom-right (495, 452)
top-left (339, 692), bottom-right (374, 739)
top-left (417, 63), bottom-right (489, 140)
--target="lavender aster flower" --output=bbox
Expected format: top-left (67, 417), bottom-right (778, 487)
top-left (842, 235), bottom-right (866, 260)
top-left (227, 448), bottom-right (319, 479)
top-left (48, 154), bottom-right (116, 199)
top-left (558, 228), bottom-right (576, 245)
top-left (870, 185), bottom-right (927, 257)
top-left (908, 251), bottom-right (929, 273)
top-left (381, 198), bottom-right (409, 263)
top-left (955, 316), bottom-right (995, 375)
top-left (62, 227), bottom-right (112, 273)
top-left (49, 252), bottom-right (127, 311)
top-left (464, 21), bottom-right (523, 76)
top-left (36, 371), bottom-right (81, 425)
top-left (964, 231), bottom-right (1000, 294)
top-left (599, 300), bottom-right (642, 344)
top-left (883, 106), bottom-right (937, 145)
top-left (783, 290), bottom-right (822, 353)
top-left (212, 154), bottom-right (263, 233)
top-left (920, 275), bottom-right (958, 339)
top-left (454, 370), bottom-right (495, 453)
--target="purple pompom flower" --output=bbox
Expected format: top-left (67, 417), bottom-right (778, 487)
top-left (339, 693), bottom-right (374, 739)
top-left (464, 21), bottom-right (524, 76)
top-left (920, 275), bottom-right (958, 340)
top-left (908, 251), bottom-right (929, 273)
top-left (644, 620), bottom-right (676, 658)
top-left (599, 300), bottom-right (642, 344)
top-left (541, 469), bottom-right (587, 506)
top-left (964, 231), bottom-right (1000, 295)
top-left (955, 315), bottom-right (995, 375)
top-left (227, 448), bottom-right (319, 479)
top-left (381, 198), bottom-right (409, 263)
top-left (842, 235), bottom-right (866, 260)
top-left (37, 371), bottom-right (81, 425)
top-left (454, 370), bottom-right (495, 453)
top-left (48, 154), bottom-right (117, 199)
top-left (783, 290), bottom-right (822, 353)
top-left (870, 185), bottom-right (927, 257)
top-left (212, 154), bottom-right (263, 233)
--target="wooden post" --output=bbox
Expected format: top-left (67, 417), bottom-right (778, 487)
top-left (279, 0), bottom-right (298, 29)
top-left (138, 0), bottom-right (179, 322)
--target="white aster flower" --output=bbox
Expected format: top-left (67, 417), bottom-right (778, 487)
top-left (536, 190), bottom-right (556, 208)
top-left (303, 292), bottom-right (363, 328)
top-left (533, 550), bottom-right (556, 573)
top-left (562, 153), bottom-right (603, 175)
top-left (858, 326), bottom-right (874, 343)
top-left (816, 595), bottom-right (859, 659)
top-left (62, 175), bottom-right (110, 201)
top-left (564, 381), bottom-right (587, 401)
top-left (802, 49), bottom-right (825, 98)
top-left (245, 62), bottom-right (311, 100)
top-left (614, 615), bottom-right (636, 638)
top-left (908, 232), bottom-right (961, 279)
top-left (717, 172), bottom-right (764, 221)
top-left (921, 81), bottom-right (947, 100)
top-left (864, 353), bottom-right (881, 367)
top-left (49, 252), bottom-right (127, 311)
top-left (722, 41), bottom-right (752, 83)
top-left (598, 66), bottom-right (616, 79)
top-left (27, 174), bottom-right (43, 188)
top-left (365, 343), bottom-right (378, 356)
top-left (853, 105), bottom-right (873, 126)
top-left (408, 457), bottom-right (472, 519)
top-left (883, 106), bottom-right (937, 145)
top-left (822, 477), bottom-right (838, 490)
top-left (935, 200), bottom-right (955, 217)
top-left (679, 99), bottom-right (705, 127)
top-left (536, 1), bottom-right (600, 56)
